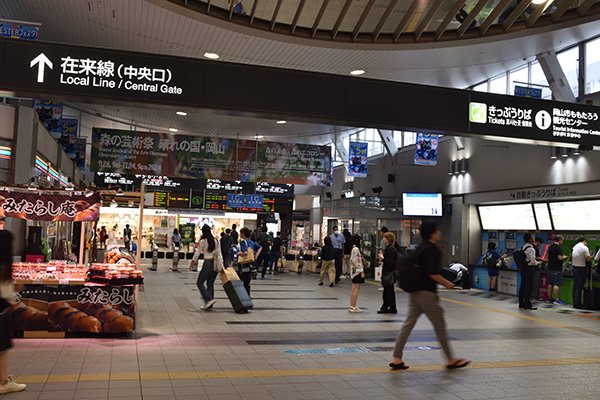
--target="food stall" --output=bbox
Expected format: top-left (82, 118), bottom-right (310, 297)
top-left (0, 187), bottom-right (144, 336)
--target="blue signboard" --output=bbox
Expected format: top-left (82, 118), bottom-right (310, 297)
top-left (245, 195), bottom-right (264, 209)
top-left (514, 85), bottom-right (542, 99)
top-left (348, 141), bottom-right (368, 177)
top-left (226, 194), bottom-right (244, 208)
top-left (0, 20), bottom-right (39, 40)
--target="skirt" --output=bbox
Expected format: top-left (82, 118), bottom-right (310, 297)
top-left (352, 274), bottom-right (365, 284)
top-left (0, 299), bottom-right (13, 352)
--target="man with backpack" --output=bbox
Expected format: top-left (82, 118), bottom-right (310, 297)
top-left (515, 233), bottom-right (539, 310)
top-left (389, 221), bottom-right (470, 371)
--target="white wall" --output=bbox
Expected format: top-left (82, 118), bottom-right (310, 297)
top-left (0, 104), bottom-right (15, 139)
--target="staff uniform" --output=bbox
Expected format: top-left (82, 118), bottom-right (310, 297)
top-left (518, 243), bottom-right (538, 309)
top-left (572, 242), bottom-right (590, 308)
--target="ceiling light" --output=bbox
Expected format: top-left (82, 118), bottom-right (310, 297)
top-left (203, 52), bottom-right (220, 59)
top-left (276, 120), bottom-right (287, 124)
top-left (255, 135), bottom-right (264, 139)
top-left (550, 147), bottom-right (558, 159)
top-left (573, 149), bottom-right (581, 156)
top-left (169, 128), bottom-right (178, 132)
top-left (560, 148), bottom-right (569, 158)
top-left (532, 0), bottom-right (549, 4)
top-left (350, 70), bottom-right (365, 76)
top-left (176, 111), bottom-right (187, 116)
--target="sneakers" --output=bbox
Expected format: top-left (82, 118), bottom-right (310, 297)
top-left (318, 282), bottom-right (324, 286)
top-left (553, 300), bottom-right (566, 305)
top-left (349, 307), bottom-right (362, 313)
top-left (201, 299), bottom-right (217, 310)
top-left (0, 376), bottom-right (27, 394)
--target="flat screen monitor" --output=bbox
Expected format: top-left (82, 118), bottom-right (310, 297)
top-left (533, 203), bottom-right (553, 230)
top-left (549, 200), bottom-right (600, 231)
top-left (478, 204), bottom-right (536, 231)
top-left (402, 193), bottom-right (443, 217)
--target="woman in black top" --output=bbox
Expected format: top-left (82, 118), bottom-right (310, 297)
top-left (318, 237), bottom-right (337, 287)
top-left (378, 232), bottom-right (398, 314)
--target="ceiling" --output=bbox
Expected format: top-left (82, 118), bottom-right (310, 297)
top-left (1, 0), bottom-right (599, 141)
top-left (166, 0), bottom-right (600, 44)
top-left (70, 103), bottom-right (358, 144)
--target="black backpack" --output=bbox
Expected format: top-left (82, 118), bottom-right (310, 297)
top-left (485, 251), bottom-right (499, 269)
top-left (513, 244), bottom-right (531, 268)
top-left (396, 245), bottom-right (428, 293)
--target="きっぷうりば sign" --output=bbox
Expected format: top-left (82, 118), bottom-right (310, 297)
top-left (91, 128), bottom-right (332, 186)
top-left (0, 191), bottom-right (101, 222)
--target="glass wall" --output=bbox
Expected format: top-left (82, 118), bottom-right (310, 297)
top-left (557, 46), bottom-right (579, 96)
top-left (586, 37), bottom-right (600, 94)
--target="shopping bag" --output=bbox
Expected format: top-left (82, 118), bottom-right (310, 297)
top-left (220, 267), bottom-right (241, 285)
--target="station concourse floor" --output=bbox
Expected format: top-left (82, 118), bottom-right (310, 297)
top-left (8, 260), bottom-right (600, 400)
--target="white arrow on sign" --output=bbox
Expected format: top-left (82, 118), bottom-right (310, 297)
top-left (30, 53), bottom-right (53, 83)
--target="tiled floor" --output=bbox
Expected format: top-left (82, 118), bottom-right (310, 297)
top-left (7, 260), bottom-right (600, 400)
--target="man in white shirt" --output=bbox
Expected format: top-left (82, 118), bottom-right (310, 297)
top-left (518, 233), bottom-right (539, 310)
top-left (572, 238), bottom-right (591, 308)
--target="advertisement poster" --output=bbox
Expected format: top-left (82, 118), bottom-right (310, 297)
top-left (0, 191), bottom-right (101, 221)
top-left (414, 133), bottom-right (440, 166)
top-left (91, 128), bottom-right (332, 185)
top-left (33, 99), bottom-right (63, 139)
top-left (10, 285), bottom-right (135, 333)
top-left (76, 137), bottom-right (87, 169)
top-left (0, 20), bottom-right (39, 40)
top-left (60, 118), bottom-right (79, 159)
top-left (348, 141), bottom-right (368, 177)
top-left (178, 224), bottom-right (196, 245)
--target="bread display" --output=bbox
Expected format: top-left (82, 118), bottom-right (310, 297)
top-left (9, 302), bottom-right (49, 331)
top-left (78, 303), bottom-right (135, 333)
top-left (48, 302), bottom-right (102, 333)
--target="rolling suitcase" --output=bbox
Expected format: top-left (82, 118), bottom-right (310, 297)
top-left (582, 265), bottom-right (600, 310)
top-left (223, 280), bottom-right (253, 314)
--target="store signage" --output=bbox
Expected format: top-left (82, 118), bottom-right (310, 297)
top-left (226, 194), bottom-right (245, 208)
top-left (509, 186), bottom-right (576, 201)
top-left (514, 85), bottom-right (542, 99)
top-left (0, 191), bottom-right (101, 221)
top-left (0, 20), bottom-right (39, 41)
top-left (469, 93), bottom-right (600, 146)
top-left (91, 128), bottom-right (331, 185)
top-left (414, 133), bottom-right (440, 166)
top-left (348, 142), bottom-right (368, 177)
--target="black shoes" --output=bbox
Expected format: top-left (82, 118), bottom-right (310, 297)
top-left (329, 283), bottom-right (335, 287)
top-left (378, 309), bottom-right (398, 314)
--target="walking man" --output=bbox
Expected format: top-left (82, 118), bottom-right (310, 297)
top-left (389, 221), bottom-right (470, 370)
top-left (330, 226), bottom-right (345, 284)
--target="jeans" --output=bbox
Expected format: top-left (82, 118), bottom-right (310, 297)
top-left (334, 249), bottom-right (343, 282)
top-left (381, 285), bottom-right (397, 312)
top-left (196, 260), bottom-right (217, 303)
top-left (240, 271), bottom-right (253, 297)
top-left (393, 291), bottom-right (453, 360)
top-left (518, 265), bottom-right (535, 308)
top-left (572, 266), bottom-right (587, 307)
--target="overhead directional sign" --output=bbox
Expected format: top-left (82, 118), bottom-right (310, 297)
top-left (1, 38), bottom-right (599, 146)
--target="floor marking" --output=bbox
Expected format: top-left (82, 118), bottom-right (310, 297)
top-left (16, 357), bottom-right (600, 384)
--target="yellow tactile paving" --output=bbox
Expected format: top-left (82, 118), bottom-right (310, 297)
top-left (15, 357), bottom-right (600, 384)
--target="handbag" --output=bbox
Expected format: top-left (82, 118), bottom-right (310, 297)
top-left (237, 240), bottom-right (255, 265)
top-left (213, 239), bottom-right (225, 273)
top-left (361, 256), bottom-right (371, 272)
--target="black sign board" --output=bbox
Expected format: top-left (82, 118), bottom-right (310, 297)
top-left (2, 38), bottom-right (599, 146)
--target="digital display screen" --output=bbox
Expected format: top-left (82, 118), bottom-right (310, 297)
top-left (533, 203), bottom-right (553, 230)
top-left (402, 193), bottom-right (442, 217)
top-left (153, 192), bottom-right (168, 208)
top-left (478, 204), bottom-right (536, 231)
top-left (549, 200), bottom-right (600, 231)
top-left (168, 192), bottom-right (190, 208)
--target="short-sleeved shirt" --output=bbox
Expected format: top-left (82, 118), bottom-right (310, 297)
top-left (330, 233), bottom-right (345, 250)
top-left (239, 238), bottom-right (260, 254)
top-left (572, 242), bottom-right (590, 267)
top-left (231, 230), bottom-right (239, 245)
top-left (418, 242), bottom-right (442, 293)
top-left (547, 243), bottom-right (564, 271)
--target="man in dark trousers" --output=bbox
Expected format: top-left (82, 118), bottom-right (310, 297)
top-left (518, 233), bottom-right (539, 310)
top-left (329, 226), bottom-right (345, 284)
top-left (230, 224), bottom-right (239, 245)
top-left (272, 232), bottom-right (283, 272)
top-left (220, 229), bottom-right (233, 268)
top-left (257, 227), bottom-right (272, 279)
top-left (123, 224), bottom-right (132, 251)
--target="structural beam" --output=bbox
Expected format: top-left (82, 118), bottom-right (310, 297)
top-left (480, 0), bottom-right (514, 34)
top-left (290, 0), bottom-right (307, 34)
top-left (526, 0), bottom-right (553, 27)
top-left (377, 129), bottom-right (398, 157)
top-left (270, 0), bottom-right (283, 31)
top-left (577, 0), bottom-right (597, 16)
top-left (457, 0), bottom-right (489, 38)
top-left (312, 0), bottom-right (330, 38)
top-left (502, 0), bottom-right (534, 32)
top-left (352, 0), bottom-right (376, 41)
top-left (393, 0), bottom-right (419, 42)
top-left (413, 0), bottom-right (444, 41)
top-left (332, 0), bottom-right (353, 40)
top-left (334, 133), bottom-right (348, 163)
top-left (249, 0), bottom-right (258, 26)
top-left (551, 0), bottom-right (575, 22)
top-left (373, 0), bottom-right (399, 42)
top-left (537, 51), bottom-right (577, 103)
top-left (434, 0), bottom-right (464, 40)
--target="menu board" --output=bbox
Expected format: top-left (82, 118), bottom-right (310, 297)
top-left (549, 200), bottom-right (600, 231)
top-left (533, 203), bottom-right (553, 230)
top-left (478, 204), bottom-right (537, 231)
top-left (402, 193), bottom-right (442, 217)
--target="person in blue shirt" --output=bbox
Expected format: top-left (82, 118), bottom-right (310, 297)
top-left (485, 242), bottom-right (501, 292)
top-left (237, 227), bottom-right (261, 297)
top-left (330, 226), bottom-right (345, 284)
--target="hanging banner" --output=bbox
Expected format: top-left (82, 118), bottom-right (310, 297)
top-left (76, 137), bottom-right (87, 169)
top-left (414, 133), bottom-right (440, 166)
top-left (348, 141), bottom-right (368, 177)
top-left (90, 128), bottom-right (332, 186)
top-left (33, 99), bottom-right (63, 139)
top-left (60, 118), bottom-right (79, 159)
top-left (0, 191), bottom-right (101, 221)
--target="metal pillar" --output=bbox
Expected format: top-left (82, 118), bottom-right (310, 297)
top-left (377, 129), bottom-right (398, 157)
top-left (536, 51), bottom-right (577, 102)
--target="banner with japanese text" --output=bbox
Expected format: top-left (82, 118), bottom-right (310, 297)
top-left (348, 141), bottom-right (368, 177)
top-left (33, 99), bottom-right (63, 139)
top-left (0, 191), bottom-right (100, 221)
top-left (60, 118), bottom-right (79, 159)
top-left (91, 128), bottom-right (332, 186)
top-left (414, 133), bottom-right (440, 166)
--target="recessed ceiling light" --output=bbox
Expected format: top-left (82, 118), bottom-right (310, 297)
top-left (255, 135), bottom-right (264, 139)
top-left (531, 0), bottom-right (549, 4)
top-left (203, 52), bottom-right (220, 59)
top-left (350, 69), bottom-right (365, 76)
top-left (169, 128), bottom-right (178, 132)
top-left (276, 120), bottom-right (287, 124)
top-left (176, 111), bottom-right (187, 116)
